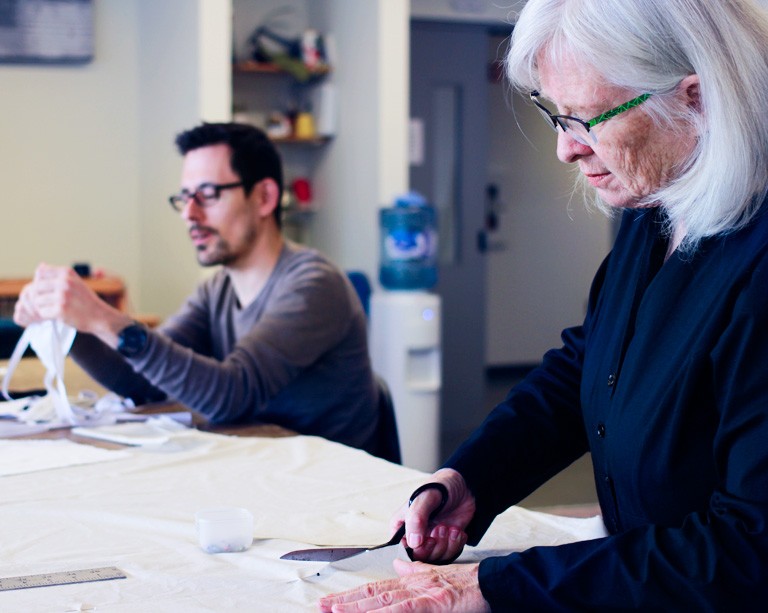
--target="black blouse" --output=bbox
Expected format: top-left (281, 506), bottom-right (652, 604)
top-left (446, 204), bottom-right (768, 610)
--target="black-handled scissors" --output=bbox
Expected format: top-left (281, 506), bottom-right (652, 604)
top-left (280, 482), bottom-right (449, 562)
top-left (384, 482), bottom-right (449, 558)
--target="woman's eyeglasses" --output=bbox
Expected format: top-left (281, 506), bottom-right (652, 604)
top-left (530, 91), bottom-right (652, 146)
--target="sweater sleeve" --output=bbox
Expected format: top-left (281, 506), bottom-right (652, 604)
top-left (443, 256), bottom-right (607, 542)
top-left (125, 255), bottom-right (358, 424)
top-left (69, 333), bottom-right (167, 405)
top-left (67, 278), bottom-right (215, 406)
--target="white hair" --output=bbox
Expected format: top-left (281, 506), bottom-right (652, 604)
top-left (506, 0), bottom-right (768, 250)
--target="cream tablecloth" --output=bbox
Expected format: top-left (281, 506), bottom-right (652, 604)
top-left (2, 429), bottom-right (607, 612)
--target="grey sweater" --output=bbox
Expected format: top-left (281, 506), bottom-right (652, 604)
top-left (71, 242), bottom-right (379, 452)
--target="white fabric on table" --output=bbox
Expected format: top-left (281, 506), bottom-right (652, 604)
top-left (1, 320), bottom-right (77, 424)
top-left (0, 438), bottom-right (131, 477)
top-left (1, 430), bottom-right (607, 611)
top-left (1, 321), bottom-right (133, 428)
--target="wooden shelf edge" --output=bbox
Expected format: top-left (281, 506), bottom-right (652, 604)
top-left (233, 61), bottom-right (331, 78)
top-left (270, 135), bottom-right (333, 146)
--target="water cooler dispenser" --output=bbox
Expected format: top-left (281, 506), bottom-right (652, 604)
top-left (370, 193), bottom-right (442, 472)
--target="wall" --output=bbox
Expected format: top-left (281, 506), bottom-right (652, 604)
top-left (1, 1), bottom-right (142, 299)
top-left (0, 0), bottom-right (232, 318)
top-left (134, 0), bottom-right (232, 317)
top-left (410, 0), bottom-right (523, 24)
top-left (231, 0), bottom-right (409, 281)
top-left (309, 0), bottom-right (409, 278)
top-left (484, 36), bottom-right (612, 365)
top-left (407, 3), bottom-right (613, 365)
top-left (0, 0), bottom-right (609, 365)
top-left (0, 0), bottom-right (404, 319)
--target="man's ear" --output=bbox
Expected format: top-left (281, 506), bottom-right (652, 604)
top-left (254, 178), bottom-right (280, 219)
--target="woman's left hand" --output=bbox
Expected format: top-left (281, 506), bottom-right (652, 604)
top-left (318, 559), bottom-right (490, 612)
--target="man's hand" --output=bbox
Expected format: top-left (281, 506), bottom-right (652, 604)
top-left (13, 281), bottom-right (45, 328)
top-left (14, 263), bottom-right (131, 347)
top-left (318, 560), bottom-right (490, 612)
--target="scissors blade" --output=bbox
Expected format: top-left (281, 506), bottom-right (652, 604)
top-left (279, 546), bottom-right (368, 562)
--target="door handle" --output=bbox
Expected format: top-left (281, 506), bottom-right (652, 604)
top-left (477, 229), bottom-right (488, 253)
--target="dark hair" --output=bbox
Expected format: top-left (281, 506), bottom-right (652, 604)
top-left (174, 122), bottom-right (284, 227)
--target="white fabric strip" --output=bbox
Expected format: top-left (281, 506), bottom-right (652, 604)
top-left (1, 320), bottom-right (126, 426)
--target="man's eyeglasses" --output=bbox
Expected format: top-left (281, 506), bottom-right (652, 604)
top-left (530, 91), bottom-right (652, 146)
top-left (168, 182), bottom-right (244, 212)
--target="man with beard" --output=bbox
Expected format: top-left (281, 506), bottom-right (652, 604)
top-left (14, 123), bottom-right (379, 454)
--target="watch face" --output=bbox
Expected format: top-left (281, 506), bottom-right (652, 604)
top-left (118, 323), bottom-right (148, 357)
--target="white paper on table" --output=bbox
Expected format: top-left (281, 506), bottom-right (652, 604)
top-left (72, 416), bottom-right (191, 446)
top-left (0, 396), bottom-right (44, 419)
top-left (0, 438), bottom-right (131, 477)
top-left (2, 320), bottom-right (77, 424)
top-left (1, 321), bottom-right (135, 428)
top-left (0, 420), bottom-right (53, 438)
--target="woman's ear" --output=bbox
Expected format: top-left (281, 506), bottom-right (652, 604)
top-left (679, 74), bottom-right (701, 113)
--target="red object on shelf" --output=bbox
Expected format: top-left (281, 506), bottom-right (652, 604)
top-left (291, 177), bottom-right (312, 208)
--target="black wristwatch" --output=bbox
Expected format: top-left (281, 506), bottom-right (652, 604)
top-left (116, 322), bottom-right (149, 358)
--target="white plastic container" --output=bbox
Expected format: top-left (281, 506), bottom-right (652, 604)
top-left (195, 507), bottom-right (254, 553)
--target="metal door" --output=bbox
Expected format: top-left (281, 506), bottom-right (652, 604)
top-left (410, 21), bottom-right (489, 458)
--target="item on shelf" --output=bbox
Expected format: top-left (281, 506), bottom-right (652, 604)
top-left (232, 109), bottom-right (266, 129)
top-left (301, 30), bottom-right (326, 70)
top-left (294, 111), bottom-right (316, 140)
top-left (312, 82), bottom-right (337, 137)
top-left (281, 187), bottom-right (297, 212)
top-left (247, 25), bottom-right (328, 82)
top-left (266, 112), bottom-right (291, 139)
top-left (249, 25), bottom-right (301, 63)
top-left (291, 178), bottom-right (313, 210)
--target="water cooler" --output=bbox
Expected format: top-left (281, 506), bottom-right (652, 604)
top-left (370, 193), bottom-right (442, 472)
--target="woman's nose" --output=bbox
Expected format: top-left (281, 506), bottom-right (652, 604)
top-left (556, 130), bottom-right (594, 163)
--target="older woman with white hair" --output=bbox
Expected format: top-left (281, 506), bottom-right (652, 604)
top-left (320, 0), bottom-right (768, 611)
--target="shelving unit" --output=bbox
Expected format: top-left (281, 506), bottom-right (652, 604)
top-left (232, 59), bottom-right (335, 243)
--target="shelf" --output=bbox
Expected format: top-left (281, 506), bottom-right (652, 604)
top-left (233, 56), bottom-right (332, 238)
top-left (233, 61), bottom-right (331, 79)
top-left (282, 208), bottom-right (317, 226)
top-left (270, 135), bottom-right (332, 146)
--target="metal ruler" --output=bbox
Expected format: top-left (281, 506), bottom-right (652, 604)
top-left (0, 566), bottom-right (126, 592)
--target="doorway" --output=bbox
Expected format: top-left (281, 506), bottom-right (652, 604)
top-left (409, 21), bottom-right (490, 459)
top-left (410, 21), bottom-right (612, 462)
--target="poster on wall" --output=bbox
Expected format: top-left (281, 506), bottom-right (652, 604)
top-left (0, 0), bottom-right (93, 65)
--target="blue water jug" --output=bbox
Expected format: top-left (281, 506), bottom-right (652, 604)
top-left (379, 192), bottom-right (438, 290)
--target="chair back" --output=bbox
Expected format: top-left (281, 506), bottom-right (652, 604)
top-left (346, 271), bottom-right (371, 318)
top-left (373, 374), bottom-right (402, 464)
top-left (0, 319), bottom-right (25, 360)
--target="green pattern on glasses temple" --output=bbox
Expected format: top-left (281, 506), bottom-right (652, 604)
top-left (587, 93), bottom-right (652, 127)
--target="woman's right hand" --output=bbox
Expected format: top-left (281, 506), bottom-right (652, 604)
top-left (393, 468), bottom-right (477, 564)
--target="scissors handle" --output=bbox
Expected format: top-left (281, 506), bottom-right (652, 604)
top-left (378, 482), bottom-right (449, 549)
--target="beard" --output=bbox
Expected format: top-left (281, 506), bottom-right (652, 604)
top-left (196, 238), bottom-right (232, 267)
top-left (192, 225), bottom-right (257, 268)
